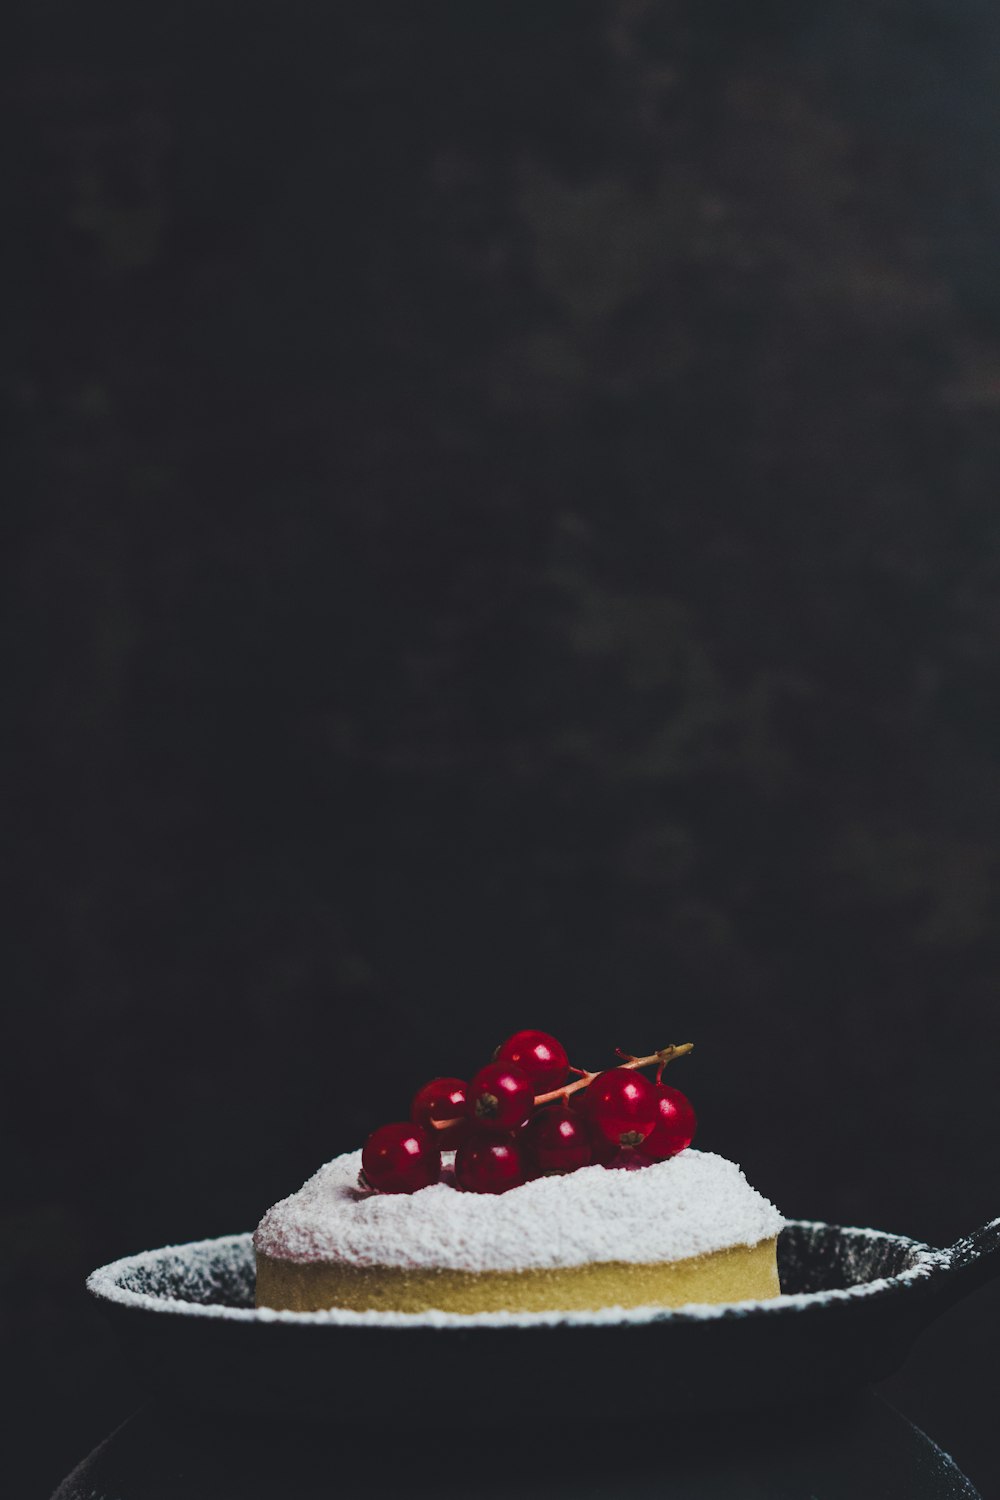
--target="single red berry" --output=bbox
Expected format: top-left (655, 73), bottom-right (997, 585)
top-left (642, 1084), bottom-right (697, 1160)
top-left (494, 1029), bottom-right (569, 1093)
top-left (455, 1131), bottom-right (529, 1193)
top-left (582, 1068), bottom-right (659, 1148)
top-left (411, 1076), bottom-right (470, 1150)
top-left (523, 1104), bottom-right (593, 1175)
top-left (467, 1061), bottom-right (534, 1132)
top-left (361, 1122), bottom-right (441, 1194)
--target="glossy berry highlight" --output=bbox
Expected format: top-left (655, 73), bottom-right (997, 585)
top-left (361, 1122), bottom-right (441, 1194)
top-left (411, 1076), bottom-right (470, 1150)
top-left (524, 1104), bottom-right (593, 1174)
top-left (455, 1132), bottom-right (529, 1193)
top-left (642, 1084), bottom-right (697, 1160)
top-left (467, 1061), bottom-right (534, 1133)
top-left (494, 1029), bottom-right (569, 1094)
top-left (582, 1067), bottom-right (659, 1148)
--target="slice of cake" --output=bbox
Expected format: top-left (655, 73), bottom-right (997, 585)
top-left (253, 1148), bottom-right (784, 1314)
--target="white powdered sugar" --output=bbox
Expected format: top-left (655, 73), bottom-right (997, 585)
top-left (252, 1148), bottom-right (785, 1272)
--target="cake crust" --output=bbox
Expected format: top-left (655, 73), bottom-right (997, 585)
top-left (256, 1238), bottom-right (781, 1313)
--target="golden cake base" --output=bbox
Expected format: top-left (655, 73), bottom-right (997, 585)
top-left (255, 1237), bottom-right (780, 1314)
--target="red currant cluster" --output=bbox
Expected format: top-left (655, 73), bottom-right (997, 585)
top-left (359, 1030), bottom-right (696, 1195)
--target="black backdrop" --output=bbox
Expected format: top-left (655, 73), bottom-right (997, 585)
top-left (5, 2), bottom-right (1000, 1495)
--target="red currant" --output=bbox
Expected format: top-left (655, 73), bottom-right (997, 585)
top-left (411, 1076), bottom-right (469, 1150)
top-left (455, 1131), bottom-right (529, 1193)
top-left (524, 1105), bottom-right (593, 1174)
top-left (642, 1084), bottom-right (697, 1160)
top-left (494, 1029), bottom-right (569, 1093)
top-left (467, 1061), bottom-right (534, 1132)
top-left (360, 1122), bottom-right (441, 1194)
top-left (582, 1068), bottom-right (658, 1148)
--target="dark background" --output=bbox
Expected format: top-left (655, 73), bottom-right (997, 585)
top-left (4, 1), bottom-right (1000, 1495)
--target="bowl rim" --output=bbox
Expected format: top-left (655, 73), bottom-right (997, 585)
top-left (86, 1220), bottom-right (946, 1331)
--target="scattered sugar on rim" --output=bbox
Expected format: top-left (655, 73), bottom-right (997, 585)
top-left (252, 1148), bottom-right (786, 1272)
top-left (87, 1224), bottom-right (945, 1329)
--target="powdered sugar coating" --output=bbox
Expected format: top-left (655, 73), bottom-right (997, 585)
top-left (252, 1148), bottom-right (785, 1272)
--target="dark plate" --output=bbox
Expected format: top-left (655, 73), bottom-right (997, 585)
top-left (86, 1217), bottom-right (1000, 1423)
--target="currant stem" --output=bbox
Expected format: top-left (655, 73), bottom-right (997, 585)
top-left (426, 1043), bottom-right (694, 1130)
top-left (533, 1044), bottom-right (693, 1108)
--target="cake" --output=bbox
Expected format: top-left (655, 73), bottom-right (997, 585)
top-left (255, 1030), bottom-right (786, 1315)
top-left (253, 1147), bottom-right (785, 1314)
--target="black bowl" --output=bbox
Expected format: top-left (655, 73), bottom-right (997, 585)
top-left (86, 1217), bottom-right (995, 1424)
